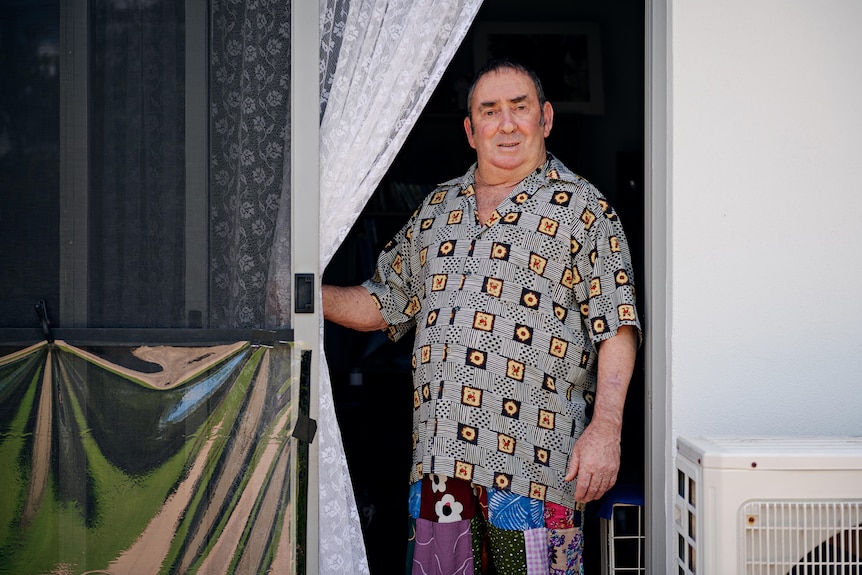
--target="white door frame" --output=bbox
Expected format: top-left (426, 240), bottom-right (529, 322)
top-left (291, 1), bottom-right (321, 573)
top-left (645, 0), bottom-right (672, 572)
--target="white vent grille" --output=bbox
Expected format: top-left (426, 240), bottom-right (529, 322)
top-left (675, 463), bottom-right (698, 575)
top-left (744, 501), bottom-right (862, 574)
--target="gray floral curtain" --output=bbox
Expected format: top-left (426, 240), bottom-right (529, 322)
top-left (210, 0), bottom-right (291, 329)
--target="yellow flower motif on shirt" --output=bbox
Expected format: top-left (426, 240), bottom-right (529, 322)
top-left (460, 425), bottom-right (477, 442)
top-left (538, 409), bottom-right (555, 430)
top-left (485, 278), bottom-right (503, 297)
top-left (538, 217), bottom-right (559, 236)
top-left (529, 253), bottom-right (547, 275)
top-left (430, 190), bottom-right (447, 204)
top-left (530, 482), bottom-right (547, 501)
top-left (503, 399), bottom-right (520, 417)
top-left (536, 447), bottom-right (549, 465)
top-left (554, 304), bottom-right (567, 322)
top-left (473, 311), bottom-right (494, 332)
top-left (455, 461), bottom-right (474, 481)
top-left (495, 473), bottom-right (511, 490)
top-left (497, 433), bottom-right (516, 454)
top-left (561, 268), bottom-right (575, 289)
top-left (467, 350), bottom-right (486, 367)
top-left (618, 304), bottom-right (636, 321)
top-left (592, 317), bottom-right (607, 334)
top-left (404, 296), bottom-right (421, 317)
top-left (522, 291), bottom-right (539, 308)
top-left (549, 337), bottom-right (568, 359)
top-left (581, 209), bottom-right (596, 229)
top-left (462, 386), bottom-right (482, 407)
top-left (506, 359), bottom-right (525, 381)
top-left (491, 243), bottom-right (509, 259)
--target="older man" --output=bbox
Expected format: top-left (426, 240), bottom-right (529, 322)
top-left (323, 59), bottom-right (640, 575)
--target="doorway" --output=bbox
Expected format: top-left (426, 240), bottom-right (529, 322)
top-left (323, 2), bottom-right (647, 572)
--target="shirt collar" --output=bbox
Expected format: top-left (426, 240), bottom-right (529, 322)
top-left (441, 153), bottom-right (578, 192)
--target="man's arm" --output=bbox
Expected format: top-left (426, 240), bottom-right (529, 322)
top-left (564, 324), bottom-right (638, 503)
top-left (322, 284), bottom-right (388, 332)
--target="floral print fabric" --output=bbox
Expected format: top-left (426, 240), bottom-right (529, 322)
top-left (408, 475), bottom-right (583, 575)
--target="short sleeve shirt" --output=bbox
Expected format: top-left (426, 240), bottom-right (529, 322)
top-left (363, 154), bottom-right (641, 508)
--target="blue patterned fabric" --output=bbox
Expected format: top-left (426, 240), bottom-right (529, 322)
top-left (487, 487), bottom-right (545, 530)
top-left (408, 480), bottom-right (422, 519)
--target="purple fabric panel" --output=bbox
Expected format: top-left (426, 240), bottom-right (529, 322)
top-left (412, 517), bottom-right (475, 575)
top-left (524, 527), bottom-right (549, 575)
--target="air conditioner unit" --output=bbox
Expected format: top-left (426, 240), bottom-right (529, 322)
top-left (675, 436), bottom-right (862, 575)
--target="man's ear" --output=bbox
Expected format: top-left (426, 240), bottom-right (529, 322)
top-left (463, 116), bottom-right (477, 149)
top-left (542, 101), bottom-right (555, 138)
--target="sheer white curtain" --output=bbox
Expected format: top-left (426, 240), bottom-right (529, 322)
top-left (316, 0), bottom-right (483, 572)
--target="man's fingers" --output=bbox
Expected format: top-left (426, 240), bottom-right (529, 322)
top-left (564, 451), bottom-right (579, 482)
top-left (574, 472), bottom-right (618, 503)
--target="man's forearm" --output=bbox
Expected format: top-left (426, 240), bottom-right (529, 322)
top-left (321, 284), bottom-right (388, 332)
top-left (565, 324), bottom-right (638, 502)
top-left (591, 325), bottom-right (638, 435)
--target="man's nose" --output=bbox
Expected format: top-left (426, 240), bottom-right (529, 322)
top-left (499, 110), bottom-right (517, 133)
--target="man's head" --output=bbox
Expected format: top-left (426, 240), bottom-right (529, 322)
top-left (466, 59), bottom-right (548, 128)
top-left (463, 59), bottom-right (554, 183)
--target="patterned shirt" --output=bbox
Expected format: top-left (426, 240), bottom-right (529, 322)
top-left (363, 154), bottom-right (641, 508)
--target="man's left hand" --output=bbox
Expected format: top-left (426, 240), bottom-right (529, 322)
top-left (564, 420), bottom-right (621, 504)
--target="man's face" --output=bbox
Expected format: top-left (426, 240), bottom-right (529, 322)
top-left (464, 68), bottom-right (553, 178)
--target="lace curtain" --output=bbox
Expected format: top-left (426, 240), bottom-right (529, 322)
top-left (311, 0), bottom-right (484, 572)
top-left (210, 0), bottom-right (291, 329)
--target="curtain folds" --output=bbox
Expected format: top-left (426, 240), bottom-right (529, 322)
top-left (211, 0), bottom-right (292, 329)
top-left (312, 0), bottom-right (484, 572)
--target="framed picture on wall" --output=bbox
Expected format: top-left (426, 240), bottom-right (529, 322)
top-left (473, 22), bottom-right (605, 114)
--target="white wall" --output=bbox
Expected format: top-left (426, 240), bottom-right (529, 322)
top-left (671, 0), bottom-right (862, 439)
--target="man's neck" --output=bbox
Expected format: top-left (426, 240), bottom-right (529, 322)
top-left (474, 155), bottom-right (546, 189)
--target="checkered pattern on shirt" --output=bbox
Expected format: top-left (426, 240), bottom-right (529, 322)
top-left (363, 154), bottom-right (641, 508)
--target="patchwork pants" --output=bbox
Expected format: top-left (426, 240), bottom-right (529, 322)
top-left (407, 474), bottom-right (584, 575)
